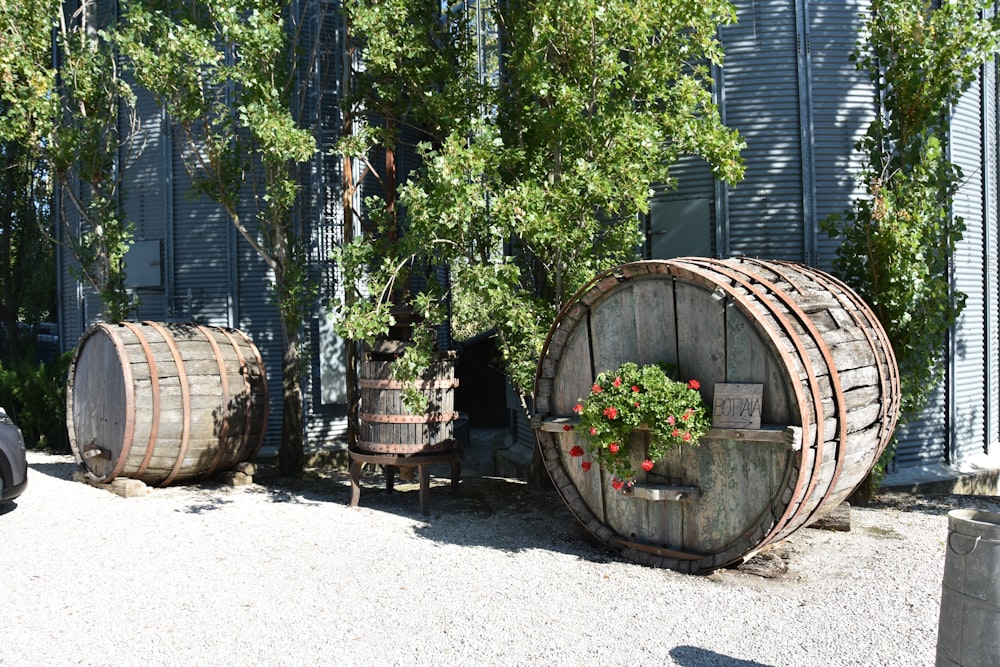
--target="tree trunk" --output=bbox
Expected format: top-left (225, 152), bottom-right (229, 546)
top-left (278, 319), bottom-right (305, 476)
top-left (341, 127), bottom-right (358, 450)
top-left (1, 153), bottom-right (22, 362)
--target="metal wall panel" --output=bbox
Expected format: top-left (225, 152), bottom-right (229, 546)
top-left (987, 53), bottom-right (1000, 457)
top-left (56, 176), bottom-right (86, 349)
top-left (893, 388), bottom-right (949, 469)
top-left (231, 174), bottom-right (285, 450)
top-left (237, 264), bottom-right (284, 452)
top-left (719, 0), bottom-right (805, 260)
top-left (121, 78), bottom-right (169, 322)
top-left (809, 0), bottom-right (875, 272)
top-left (950, 75), bottom-right (989, 463)
top-left (170, 156), bottom-right (233, 323)
top-left (121, 92), bottom-right (166, 248)
top-left (300, 0), bottom-right (349, 444)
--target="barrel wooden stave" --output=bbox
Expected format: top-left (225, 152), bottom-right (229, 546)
top-left (535, 257), bottom-right (899, 572)
top-left (358, 355), bottom-right (459, 455)
top-left (67, 322), bottom-right (268, 486)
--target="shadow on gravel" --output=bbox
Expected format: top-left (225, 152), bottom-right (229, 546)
top-left (255, 462), bottom-right (559, 515)
top-left (28, 458), bottom-right (78, 481)
top-left (404, 479), bottom-right (618, 562)
top-left (865, 490), bottom-right (1000, 518)
top-left (670, 646), bottom-right (775, 667)
top-left (253, 463), bottom-right (620, 562)
top-left (180, 497), bottom-right (235, 513)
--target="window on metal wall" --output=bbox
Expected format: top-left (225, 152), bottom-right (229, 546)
top-left (644, 197), bottom-right (712, 260)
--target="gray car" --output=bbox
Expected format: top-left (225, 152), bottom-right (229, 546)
top-left (0, 407), bottom-right (28, 505)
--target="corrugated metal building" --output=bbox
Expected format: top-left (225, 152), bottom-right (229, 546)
top-left (56, 0), bottom-right (999, 479)
top-left (653, 0), bottom-right (999, 479)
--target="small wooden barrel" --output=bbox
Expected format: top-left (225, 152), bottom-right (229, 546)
top-left (358, 352), bottom-right (459, 455)
top-left (67, 322), bottom-right (268, 486)
top-left (534, 258), bottom-right (900, 573)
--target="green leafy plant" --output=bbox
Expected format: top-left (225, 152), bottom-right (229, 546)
top-left (332, 0), bottom-right (488, 426)
top-left (820, 0), bottom-right (1000, 492)
top-left (0, 0), bottom-right (59, 354)
top-left (1, 0), bottom-right (138, 322)
top-left (116, 0), bottom-right (319, 475)
top-left (335, 0), bottom-right (745, 416)
top-left (570, 362), bottom-right (710, 489)
top-left (0, 352), bottom-right (72, 453)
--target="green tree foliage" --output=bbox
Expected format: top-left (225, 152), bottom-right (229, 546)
top-left (52, 1), bottom-right (139, 321)
top-left (334, 0), bottom-right (490, 417)
top-left (1, 0), bottom-right (54, 355)
top-left (0, 353), bottom-right (72, 453)
top-left (335, 0), bottom-right (745, 403)
top-left (1, 0), bottom-right (135, 449)
top-left (0, 0), bottom-right (57, 146)
top-left (2, 0), bottom-right (136, 323)
top-left (821, 0), bottom-right (1000, 484)
top-left (0, 136), bottom-right (54, 362)
top-left (115, 0), bottom-right (318, 475)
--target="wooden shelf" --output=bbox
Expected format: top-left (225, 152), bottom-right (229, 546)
top-left (702, 425), bottom-right (802, 451)
top-left (535, 416), bottom-right (801, 451)
top-left (625, 483), bottom-right (700, 502)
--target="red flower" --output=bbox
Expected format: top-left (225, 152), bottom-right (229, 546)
top-left (602, 406), bottom-right (618, 420)
top-left (681, 411), bottom-right (690, 421)
top-left (581, 461), bottom-right (592, 471)
top-left (688, 379), bottom-right (701, 390)
top-left (611, 478), bottom-right (624, 490)
top-left (608, 442), bottom-right (619, 454)
top-left (573, 403), bottom-right (584, 414)
top-left (562, 424), bottom-right (572, 431)
top-left (641, 459), bottom-right (654, 472)
top-left (634, 402), bottom-right (640, 408)
top-left (683, 431), bottom-right (692, 442)
top-left (631, 385), bottom-right (640, 393)
top-left (671, 428), bottom-right (679, 437)
top-left (591, 384), bottom-right (603, 394)
top-left (612, 376), bottom-right (622, 388)
top-left (589, 426), bottom-right (598, 436)
top-left (569, 445), bottom-right (584, 457)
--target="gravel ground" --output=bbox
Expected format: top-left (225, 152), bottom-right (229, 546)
top-left (2, 450), bottom-right (998, 667)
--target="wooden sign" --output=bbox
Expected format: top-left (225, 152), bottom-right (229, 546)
top-left (712, 383), bottom-right (763, 429)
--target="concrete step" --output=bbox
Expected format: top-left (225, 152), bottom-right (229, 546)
top-left (493, 439), bottom-right (534, 481)
top-left (882, 452), bottom-right (1000, 496)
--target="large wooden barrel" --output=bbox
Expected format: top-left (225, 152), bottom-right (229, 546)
top-left (358, 352), bottom-right (459, 455)
top-left (67, 322), bottom-right (269, 486)
top-left (534, 258), bottom-right (900, 573)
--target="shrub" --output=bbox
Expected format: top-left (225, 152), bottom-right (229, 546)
top-left (0, 351), bottom-right (71, 453)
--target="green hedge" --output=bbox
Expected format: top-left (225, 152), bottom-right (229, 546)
top-left (0, 351), bottom-right (71, 453)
